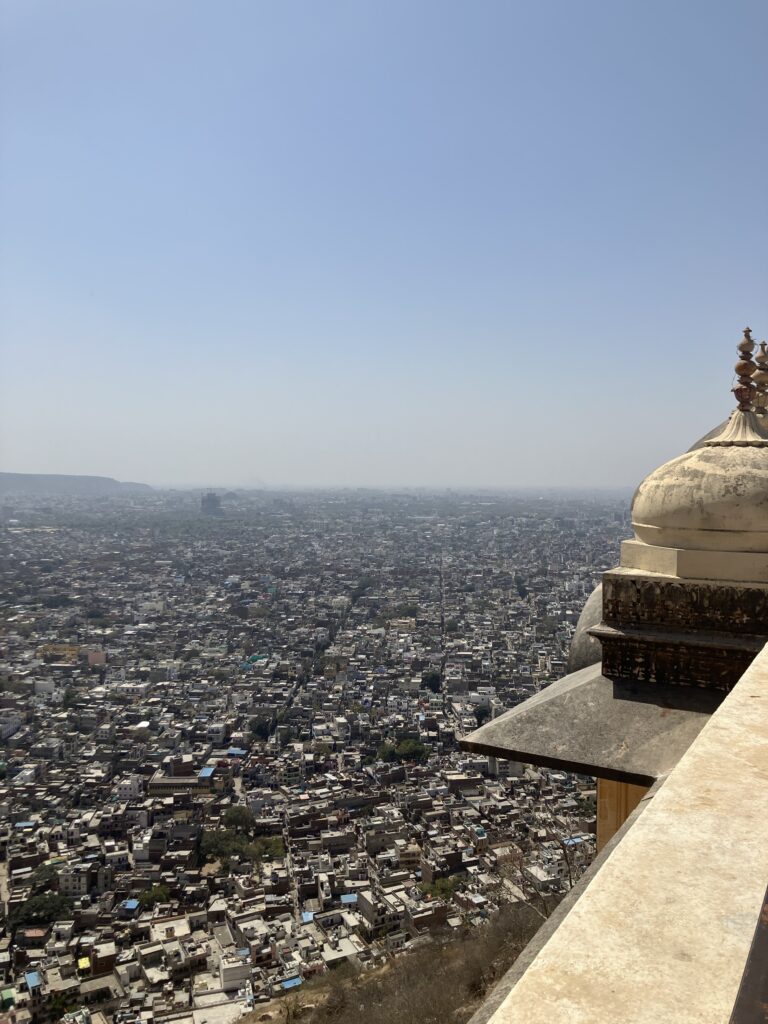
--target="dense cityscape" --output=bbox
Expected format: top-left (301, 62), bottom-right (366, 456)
top-left (0, 488), bottom-right (629, 1024)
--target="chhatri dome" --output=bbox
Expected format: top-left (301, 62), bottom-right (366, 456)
top-left (464, 323), bottom-right (768, 854)
top-left (568, 327), bottom-right (768, 673)
top-left (623, 327), bottom-right (768, 581)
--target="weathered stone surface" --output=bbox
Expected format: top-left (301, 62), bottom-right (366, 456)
top-left (566, 583), bottom-right (603, 673)
top-left (632, 444), bottom-right (768, 552)
top-left (593, 618), bottom-right (757, 692)
top-left (595, 624), bottom-right (760, 690)
top-left (602, 568), bottom-right (768, 635)
top-left (482, 643), bottom-right (768, 1024)
top-left (459, 663), bottom-right (720, 786)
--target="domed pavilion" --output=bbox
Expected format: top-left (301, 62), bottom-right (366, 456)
top-left (461, 327), bottom-right (768, 848)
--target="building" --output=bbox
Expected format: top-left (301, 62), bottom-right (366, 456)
top-left (200, 491), bottom-right (222, 516)
top-left (462, 328), bottom-right (768, 1022)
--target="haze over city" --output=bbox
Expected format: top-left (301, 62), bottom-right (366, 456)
top-left (2, 0), bottom-right (767, 488)
top-left (4, 6), bottom-right (768, 1022)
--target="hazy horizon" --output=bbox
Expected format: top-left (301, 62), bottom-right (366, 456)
top-left (2, 1), bottom-right (767, 489)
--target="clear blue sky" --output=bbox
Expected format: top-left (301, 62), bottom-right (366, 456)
top-left (1, 0), bottom-right (766, 488)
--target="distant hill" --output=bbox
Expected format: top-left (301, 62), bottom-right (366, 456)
top-left (0, 473), bottom-right (153, 496)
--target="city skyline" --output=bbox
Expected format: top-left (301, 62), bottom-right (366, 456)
top-left (2, 1), bottom-right (767, 488)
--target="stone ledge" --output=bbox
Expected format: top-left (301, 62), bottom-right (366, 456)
top-left (460, 663), bottom-right (719, 786)
top-left (620, 539), bottom-right (768, 582)
top-left (466, 782), bottom-right (661, 1024)
top-left (480, 642), bottom-right (768, 1024)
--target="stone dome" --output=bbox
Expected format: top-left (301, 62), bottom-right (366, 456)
top-left (567, 583), bottom-right (603, 672)
top-left (631, 328), bottom-right (768, 555)
top-left (631, 443), bottom-right (768, 552)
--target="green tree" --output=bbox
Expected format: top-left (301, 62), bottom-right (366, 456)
top-left (395, 739), bottom-right (427, 763)
top-left (30, 863), bottom-right (58, 892)
top-left (421, 669), bottom-right (441, 693)
top-left (475, 706), bottom-right (491, 727)
top-left (421, 874), bottom-right (467, 900)
top-left (138, 884), bottom-right (170, 909)
top-left (249, 717), bottom-right (271, 740)
top-left (48, 993), bottom-right (79, 1019)
top-left (9, 893), bottom-right (72, 930)
top-left (376, 739), bottom-right (428, 764)
top-left (201, 829), bottom-right (284, 869)
top-left (223, 805), bottom-right (255, 832)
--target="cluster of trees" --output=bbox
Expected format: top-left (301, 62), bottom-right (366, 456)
top-left (201, 827), bottom-right (285, 871)
top-left (420, 874), bottom-right (467, 900)
top-left (474, 706), bottom-right (491, 727)
top-left (388, 603), bottom-right (419, 619)
top-left (222, 805), bottom-right (255, 831)
top-left (249, 716), bottom-right (273, 740)
top-left (375, 739), bottom-right (428, 764)
top-left (8, 893), bottom-right (72, 930)
top-left (420, 669), bottom-right (441, 693)
top-left (350, 576), bottom-right (375, 602)
top-left (138, 884), bottom-right (170, 909)
top-left (29, 862), bottom-right (59, 892)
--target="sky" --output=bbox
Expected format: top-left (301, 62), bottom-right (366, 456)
top-left (1, 0), bottom-right (767, 489)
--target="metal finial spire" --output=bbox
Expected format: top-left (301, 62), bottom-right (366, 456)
top-left (734, 327), bottom-right (757, 411)
top-left (753, 341), bottom-right (768, 417)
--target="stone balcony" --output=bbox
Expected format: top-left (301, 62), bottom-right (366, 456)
top-left (467, 641), bottom-right (768, 1024)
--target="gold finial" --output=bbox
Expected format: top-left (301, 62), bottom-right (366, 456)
top-left (753, 341), bottom-right (768, 416)
top-left (734, 327), bottom-right (757, 411)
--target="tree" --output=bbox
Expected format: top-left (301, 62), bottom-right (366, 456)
top-left (497, 848), bottom-right (551, 924)
top-left (223, 805), bottom-right (255, 832)
top-left (9, 893), bottom-right (72, 930)
top-left (138, 884), bottom-right (170, 909)
top-left (421, 669), bottom-right (441, 693)
top-left (474, 706), bottom-right (491, 727)
top-left (29, 863), bottom-right (58, 892)
top-left (249, 717), bottom-right (271, 740)
top-left (376, 739), bottom-right (428, 764)
top-left (395, 739), bottom-right (427, 763)
top-left (421, 874), bottom-right (467, 900)
top-left (376, 742), bottom-right (398, 763)
top-left (201, 829), bottom-right (284, 871)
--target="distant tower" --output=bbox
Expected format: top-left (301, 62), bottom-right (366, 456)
top-left (201, 491), bottom-right (223, 516)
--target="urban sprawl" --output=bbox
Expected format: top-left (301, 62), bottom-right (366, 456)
top-left (0, 490), bottom-right (629, 1024)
